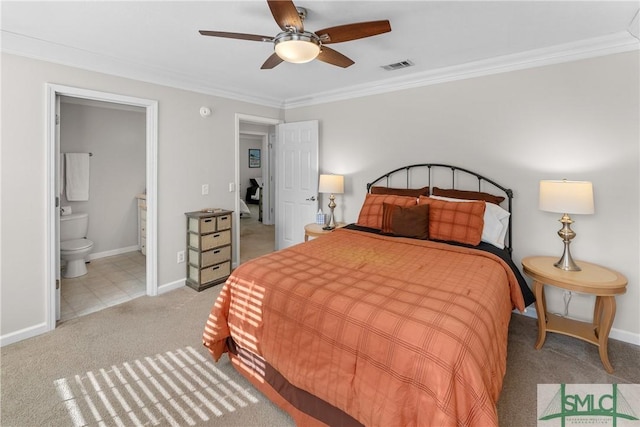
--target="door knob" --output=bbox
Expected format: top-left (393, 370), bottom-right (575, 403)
top-left (306, 196), bottom-right (316, 201)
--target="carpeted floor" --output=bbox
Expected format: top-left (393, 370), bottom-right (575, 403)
top-left (239, 204), bottom-right (275, 264)
top-left (2, 283), bottom-right (639, 426)
top-left (0, 286), bottom-right (293, 427)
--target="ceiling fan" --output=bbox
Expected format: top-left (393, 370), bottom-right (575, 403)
top-left (199, 0), bottom-right (391, 69)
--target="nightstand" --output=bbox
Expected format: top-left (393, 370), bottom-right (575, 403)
top-left (304, 222), bottom-right (346, 241)
top-left (521, 256), bottom-right (627, 373)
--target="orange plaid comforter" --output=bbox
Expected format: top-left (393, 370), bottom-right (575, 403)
top-left (203, 228), bottom-right (525, 427)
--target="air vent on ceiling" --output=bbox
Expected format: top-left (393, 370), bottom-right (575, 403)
top-left (381, 60), bottom-right (414, 71)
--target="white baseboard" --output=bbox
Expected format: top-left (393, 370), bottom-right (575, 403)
top-left (0, 321), bottom-right (48, 347)
top-left (515, 308), bottom-right (640, 346)
top-left (88, 245), bottom-right (140, 261)
top-left (158, 278), bottom-right (185, 295)
top-left (1, 278), bottom-right (184, 347)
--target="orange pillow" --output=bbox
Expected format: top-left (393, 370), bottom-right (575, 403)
top-left (419, 196), bottom-right (485, 245)
top-left (357, 194), bottom-right (417, 229)
top-left (381, 203), bottom-right (430, 239)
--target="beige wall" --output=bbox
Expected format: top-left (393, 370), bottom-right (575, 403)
top-left (0, 53), bottom-right (282, 342)
top-left (285, 51), bottom-right (640, 342)
top-left (2, 50), bottom-right (638, 346)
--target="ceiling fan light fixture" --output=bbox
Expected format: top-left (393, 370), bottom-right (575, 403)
top-left (274, 32), bottom-right (320, 63)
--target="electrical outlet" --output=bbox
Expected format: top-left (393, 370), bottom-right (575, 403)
top-left (177, 250), bottom-right (185, 263)
top-left (201, 184), bottom-right (209, 195)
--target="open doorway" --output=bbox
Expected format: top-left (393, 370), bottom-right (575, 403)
top-left (57, 96), bottom-right (146, 322)
top-left (46, 84), bottom-right (158, 332)
top-left (234, 114), bottom-right (281, 265)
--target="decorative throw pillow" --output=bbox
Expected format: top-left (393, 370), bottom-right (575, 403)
top-left (419, 196), bottom-right (485, 245)
top-left (356, 194), bottom-right (418, 229)
top-left (381, 203), bottom-right (430, 239)
top-left (370, 186), bottom-right (430, 197)
top-left (429, 195), bottom-right (511, 249)
top-left (431, 187), bottom-right (505, 205)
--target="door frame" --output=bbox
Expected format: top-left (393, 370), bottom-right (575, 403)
top-left (234, 114), bottom-right (282, 266)
top-left (45, 84), bottom-right (158, 331)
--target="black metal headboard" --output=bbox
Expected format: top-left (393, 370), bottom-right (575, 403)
top-left (367, 163), bottom-right (514, 254)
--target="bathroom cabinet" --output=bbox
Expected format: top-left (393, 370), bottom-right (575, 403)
top-left (136, 194), bottom-right (147, 255)
top-left (185, 209), bottom-right (233, 291)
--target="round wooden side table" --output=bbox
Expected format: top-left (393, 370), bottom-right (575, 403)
top-left (304, 222), bottom-right (346, 241)
top-left (521, 256), bottom-right (627, 373)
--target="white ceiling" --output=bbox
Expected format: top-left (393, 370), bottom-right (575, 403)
top-left (2, 1), bottom-right (639, 108)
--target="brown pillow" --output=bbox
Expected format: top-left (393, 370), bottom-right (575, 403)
top-left (419, 196), bottom-right (485, 245)
top-left (431, 187), bottom-right (505, 205)
top-left (356, 194), bottom-right (418, 229)
top-left (381, 203), bottom-right (430, 239)
top-left (370, 186), bottom-right (430, 197)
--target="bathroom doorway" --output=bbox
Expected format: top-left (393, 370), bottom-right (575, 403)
top-left (46, 84), bottom-right (158, 331)
top-left (58, 97), bottom-right (146, 322)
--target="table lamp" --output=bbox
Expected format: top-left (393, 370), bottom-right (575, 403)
top-left (318, 174), bottom-right (344, 230)
top-left (539, 179), bottom-right (594, 271)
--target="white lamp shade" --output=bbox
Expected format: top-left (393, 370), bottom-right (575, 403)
top-left (318, 174), bottom-right (344, 194)
top-left (539, 180), bottom-right (594, 214)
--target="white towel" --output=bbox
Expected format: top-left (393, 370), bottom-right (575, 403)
top-left (65, 153), bottom-right (90, 201)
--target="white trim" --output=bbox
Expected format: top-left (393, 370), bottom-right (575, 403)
top-left (158, 279), bottom-right (185, 295)
top-left (284, 32), bottom-right (639, 109)
top-left (6, 31), bottom-right (638, 110)
top-left (1, 277), bottom-right (179, 346)
top-left (87, 246), bottom-right (140, 261)
top-left (45, 84), bottom-right (159, 333)
top-left (0, 30), bottom-right (284, 109)
top-left (516, 308), bottom-right (640, 346)
top-left (0, 322), bottom-right (48, 347)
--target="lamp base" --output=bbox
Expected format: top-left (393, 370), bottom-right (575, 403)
top-left (554, 213), bottom-right (581, 271)
top-left (554, 249), bottom-right (581, 271)
top-left (323, 194), bottom-right (337, 231)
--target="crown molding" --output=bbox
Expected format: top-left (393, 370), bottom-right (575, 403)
top-left (3, 30), bottom-right (637, 111)
top-left (283, 31), bottom-right (640, 109)
top-left (0, 30), bottom-right (285, 109)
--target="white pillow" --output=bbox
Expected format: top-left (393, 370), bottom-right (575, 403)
top-left (429, 195), bottom-right (510, 249)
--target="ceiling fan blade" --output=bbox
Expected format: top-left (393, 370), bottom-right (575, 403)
top-left (199, 30), bottom-right (272, 42)
top-left (267, 0), bottom-right (303, 32)
top-left (316, 46), bottom-right (354, 68)
top-left (261, 52), bottom-right (284, 69)
top-left (315, 20), bottom-right (391, 44)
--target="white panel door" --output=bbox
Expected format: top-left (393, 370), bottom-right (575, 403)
top-left (276, 120), bottom-right (319, 250)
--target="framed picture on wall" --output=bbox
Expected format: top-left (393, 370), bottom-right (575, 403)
top-left (249, 149), bottom-right (261, 168)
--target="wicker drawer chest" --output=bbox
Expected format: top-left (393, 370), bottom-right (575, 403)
top-left (185, 209), bottom-right (233, 291)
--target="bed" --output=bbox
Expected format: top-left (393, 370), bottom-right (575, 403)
top-left (203, 164), bottom-right (535, 427)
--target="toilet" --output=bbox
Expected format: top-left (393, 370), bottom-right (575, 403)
top-left (60, 212), bottom-right (94, 278)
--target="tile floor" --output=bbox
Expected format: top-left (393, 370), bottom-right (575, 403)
top-left (59, 251), bottom-right (146, 323)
